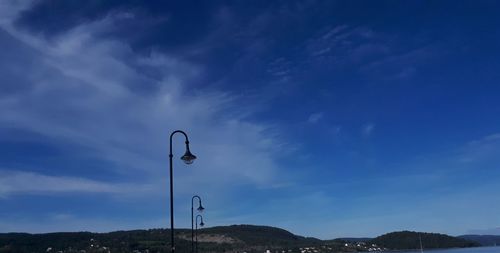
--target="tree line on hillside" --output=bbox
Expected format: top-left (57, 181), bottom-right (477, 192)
top-left (0, 226), bottom-right (483, 253)
top-left (370, 231), bottom-right (480, 250)
top-left (0, 226), bottom-right (323, 253)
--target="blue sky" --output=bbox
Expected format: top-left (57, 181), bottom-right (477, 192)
top-left (1, 0), bottom-right (500, 239)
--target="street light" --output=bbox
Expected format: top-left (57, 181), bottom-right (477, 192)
top-left (191, 195), bottom-right (204, 253)
top-left (195, 214), bottom-right (205, 253)
top-left (169, 130), bottom-right (196, 253)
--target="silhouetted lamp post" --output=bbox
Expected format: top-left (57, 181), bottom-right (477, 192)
top-left (169, 130), bottom-right (197, 253)
top-left (195, 214), bottom-right (205, 253)
top-left (191, 195), bottom-right (204, 253)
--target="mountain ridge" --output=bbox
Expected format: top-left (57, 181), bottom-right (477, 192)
top-left (0, 225), bottom-right (484, 253)
top-left (371, 231), bottom-right (479, 250)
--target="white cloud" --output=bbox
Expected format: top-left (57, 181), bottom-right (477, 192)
top-left (0, 2), bottom-right (289, 202)
top-left (468, 133), bottom-right (500, 146)
top-left (0, 0), bottom-right (32, 24)
top-left (321, 25), bottom-right (349, 40)
top-left (0, 170), bottom-right (146, 197)
top-left (307, 112), bottom-right (324, 124)
top-left (458, 133), bottom-right (500, 163)
top-left (362, 123), bottom-right (375, 136)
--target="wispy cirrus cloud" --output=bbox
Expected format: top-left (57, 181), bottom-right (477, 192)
top-left (457, 133), bottom-right (500, 163)
top-left (307, 112), bottom-right (324, 124)
top-left (0, 170), bottom-right (147, 198)
top-left (0, 1), bottom-right (290, 208)
top-left (304, 23), bottom-right (437, 81)
top-left (361, 123), bottom-right (375, 137)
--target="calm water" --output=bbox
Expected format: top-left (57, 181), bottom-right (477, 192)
top-left (395, 247), bottom-right (500, 253)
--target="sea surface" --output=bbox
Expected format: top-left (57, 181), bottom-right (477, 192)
top-left (394, 247), bottom-right (500, 253)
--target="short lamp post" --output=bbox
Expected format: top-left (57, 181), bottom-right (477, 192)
top-left (191, 195), bottom-right (204, 253)
top-left (169, 130), bottom-right (197, 253)
top-left (195, 214), bottom-right (205, 253)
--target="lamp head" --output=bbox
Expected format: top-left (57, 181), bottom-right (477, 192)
top-left (197, 204), bottom-right (205, 212)
top-left (180, 149), bottom-right (196, 164)
top-left (199, 221), bottom-right (205, 227)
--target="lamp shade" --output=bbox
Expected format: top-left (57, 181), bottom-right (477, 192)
top-left (181, 150), bottom-right (196, 164)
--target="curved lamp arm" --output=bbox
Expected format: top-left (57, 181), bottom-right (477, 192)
top-left (192, 195), bottom-right (204, 211)
top-left (196, 214), bottom-right (204, 228)
top-left (170, 130), bottom-right (189, 156)
top-left (170, 130), bottom-right (196, 164)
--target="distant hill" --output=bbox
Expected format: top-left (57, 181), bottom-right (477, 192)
top-left (199, 224), bottom-right (321, 246)
top-left (459, 235), bottom-right (500, 246)
top-left (0, 225), bottom-right (327, 253)
top-left (370, 231), bottom-right (480, 250)
top-left (0, 226), bottom-right (483, 253)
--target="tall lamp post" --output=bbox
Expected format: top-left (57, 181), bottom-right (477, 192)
top-left (191, 195), bottom-right (204, 253)
top-left (169, 130), bottom-right (197, 253)
top-left (195, 214), bottom-right (205, 253)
